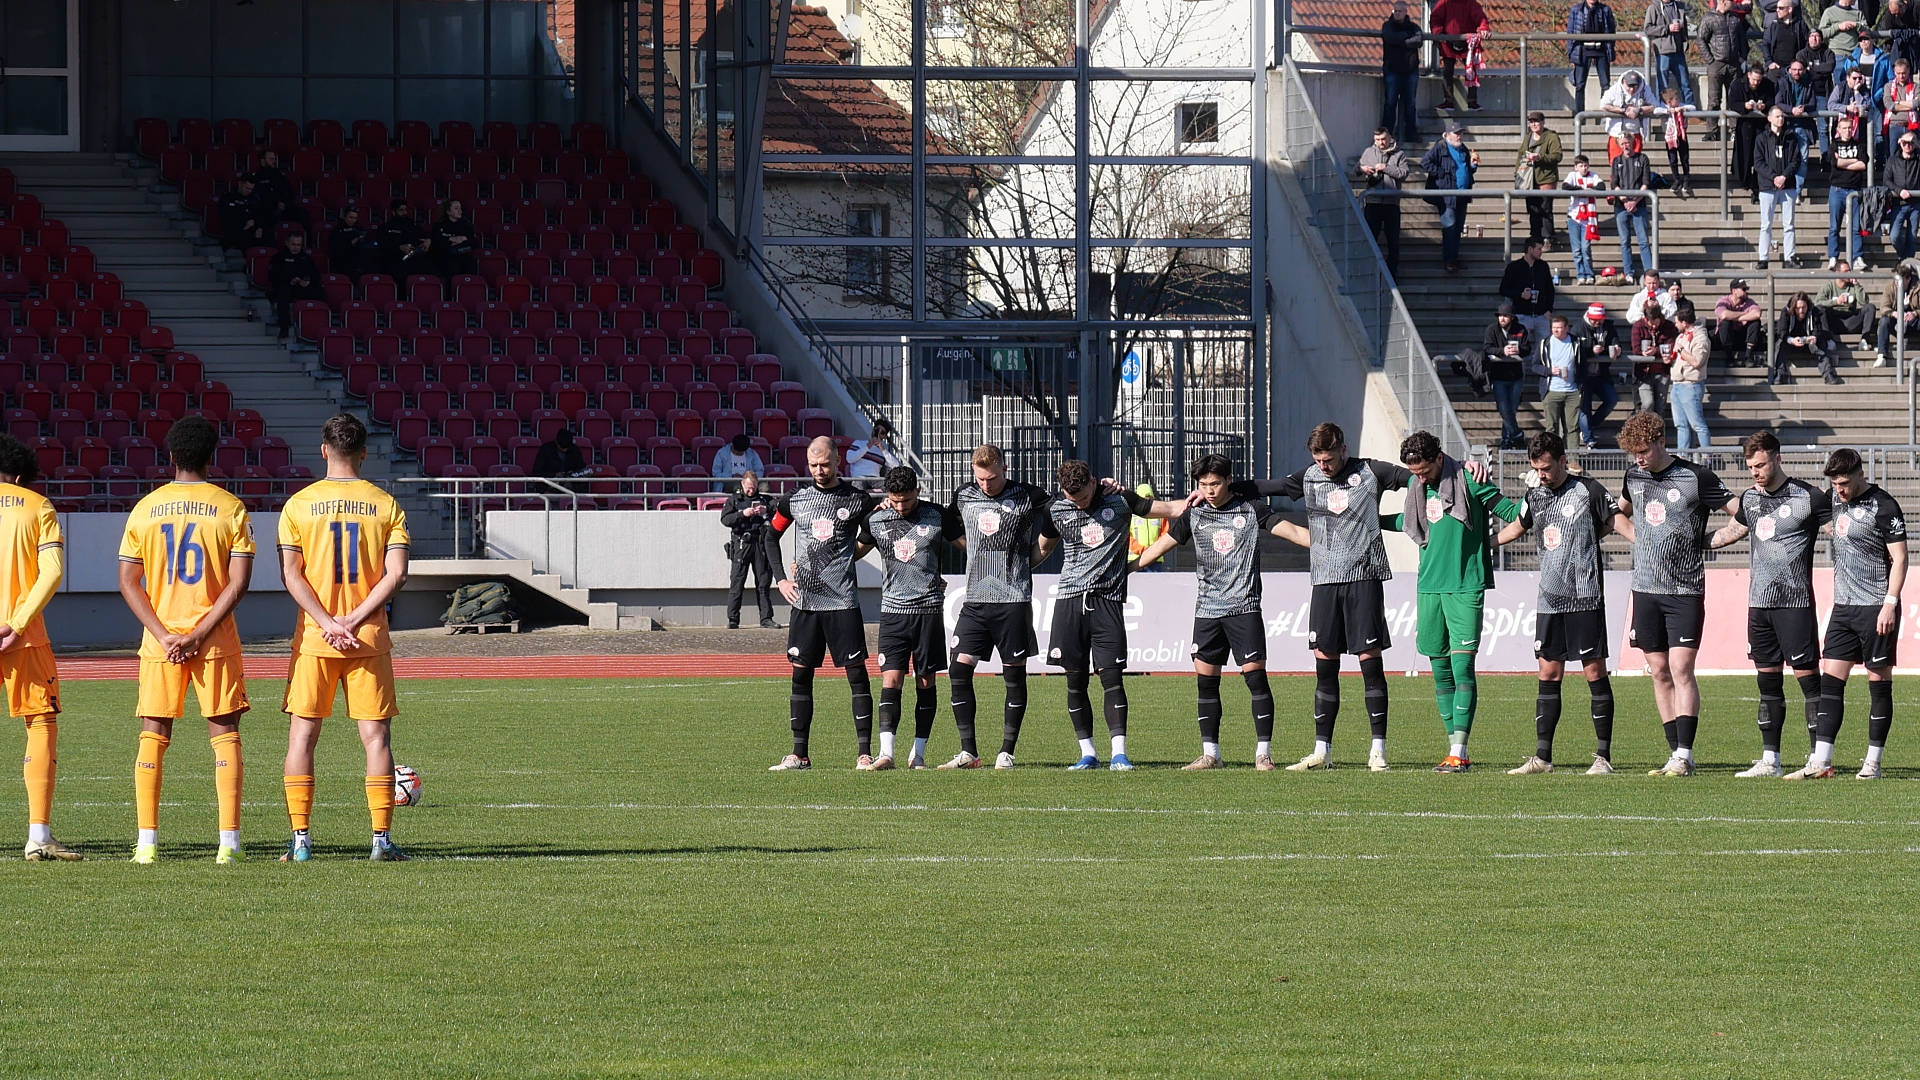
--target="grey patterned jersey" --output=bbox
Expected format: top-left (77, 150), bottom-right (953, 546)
top-left (1240, 459), bottom-right (1410, 585)
top-left (1519, 474), bottom-right (1614, 614)
top-left (859, 500), bottom-right (963, 614)
top-left (775, 482), bottom-right (876, 611)
top-left (1170, 496), bottom-right (1283, 618)
top-left (950, 479), bottom-right (1051, 604)
top-left (1621, 458), bottom-right (1736, 596)
top-left (1831, 484), bottom-right (1907, 606)
top-left (1041, 490), bottom-right (1151, 601)
top-left (1735, 478), bottom-right (1831, 608)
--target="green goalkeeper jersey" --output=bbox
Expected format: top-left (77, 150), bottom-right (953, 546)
top-left (1385, 475), bottom-right (1521, 594)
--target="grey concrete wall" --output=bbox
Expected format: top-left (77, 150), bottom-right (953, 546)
top-left (483, 508), bottom-right (885, 590)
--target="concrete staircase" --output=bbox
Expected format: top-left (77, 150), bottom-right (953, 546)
top-left (0, 152), bottom-right (454, 552)
top-left (1377, 109), bottom-right (1917, 451)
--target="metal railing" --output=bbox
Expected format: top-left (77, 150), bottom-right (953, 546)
top-left (1571, 107), bottom-right (1873, 219)
top-left (1363, 186), bottom-right (1663, 269)
top-left (1278, 58), bottom-right (1469, 456)
top-left (1288, 25), bottom-right (1656, 94)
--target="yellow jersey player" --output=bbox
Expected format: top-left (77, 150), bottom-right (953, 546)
top-left (117, 417), bottom-right (255, 865)
top-left (0, 434), bottom-right (75, 860)
top-left (276, 415), bottom-right (411, 862)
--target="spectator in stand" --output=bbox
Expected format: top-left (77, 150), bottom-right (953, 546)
top-left (1501, 236), bottom-right (1558, 342)
top-left (1659, 87), bottom-right (1696, 196)
top-left (1754, 106), bottom-right (1804, 268)
top-left (1430, 0), bottom-right (1490, 111)
top-left (433, 199), bottom-right (478, 281)
top-left (1883, 58), bottom-right (1920, 156)
top-left (377, 198), bottom-right (426, 277)
top-left (267, 232), bottom-right (323, 344)
top-left (1629, 302), bottom-right (1680, 412)
top-left (1626, 268), bottom-right (1678, 323)
top-left (532, 429), bottom-right (588, 477)
top-left (1646, 0), bottom-right (1697, 106)
top-left (1569, 0), bottom-right (1619, 114)
top-left (217, 177), bottom-right (266, 250)
top-left (1713, 277), bottom-right (1767, 361)
top-left (1766, 0), bottom-right (1811, 69)
top-left (1849, 31), bottom-right (1893, 108)
top-left (1885, 129), bottom-right (1920, 257)
top-left (1357, 127), bottom-right (1413, 275)
top-left (398, 234), bottom-right (436, 280)
top-left (1422, 122), bottom-right (1479, 272)
top-left (1381, 0), bottom-right (1424, 145)
top-left (1609, 139), bottom-right (1656, 280)
top-left (1879, 0), bottom-right (1919, 30)
top-left (1575, 302), bottom-right (1623, 447)
top-left (1734, 64), bottom-right (1780, 195)
top-left (711, 433), bottom-right (766, 485)
top-left (328, 205), bottom-right (372, 281)
top-left (846, 419), bottom-right (902, 479)
top-left (1823, 0), bottom-right (1870, 66)
top-left (719, 471), bottom-right (779, 629)
top-left (1817, 261), bottom-right (1877, 356)
top-left (1534, 315), bottom-right (1585, 442)
top-left (1484, 301), bottom-right (1533, 448)
top-left (1775, 59), bottom-right (1821, 188)
top-left (1600, 69), bottom-right (1659, 159)
top-left (1517, 112), bottom-right (1565, 246)
top-left (1774, 290), bottom-right (1844, 382)
top-left (1799, 28), bottom-right (1839, 104)
top-left (1700, 0), bottom-right (1752, 129)
top-left (245, 148), bottom-right (305, 231)
top-left (1563, 155), bottom-right (1606, 283)
top-left (1830, 62), bottom-right (1879, 137)
top-left (1669, 302), bottom-right (1713, 449)
top-left (1828, 105), bottom-right (1872, 265)
top-left (1876, 262), bottom-right (1920, 365)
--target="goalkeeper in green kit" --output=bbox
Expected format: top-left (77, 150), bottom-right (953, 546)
top-left (1381, 430), bottom-right (1522, 772)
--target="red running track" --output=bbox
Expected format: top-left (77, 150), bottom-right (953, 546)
top-left (55, 654), bottom-right (826, 681)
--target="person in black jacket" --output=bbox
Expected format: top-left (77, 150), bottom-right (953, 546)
top-left (377, 199), bottom-right (426, 278)
top-left (720, 470), bottom-right (780, 629)
top-left (1484, 302), bottom-right (1533, 448)
top-left (1381, 0), bottom-right (1423, 145)
top-left (1754, 105), bottom-right (1805, 267)
top-left (1773, 290), bottom-right (1842, 382)
top-left (267, 232), bottom-right (323, 342)
top-left (329, 206), bottom-right (372, 281)
top-left (1733, 64), bottom-right (1779, 194)
top-left (1568, 0), bottom-right (1619, 114)
top-left (1573, 302), bottom-right (1624, 447)
top-left (531, 429), bottom-right (587, 477)
top-left (432, 199), bottom-right (478, 281)
top-left (1887, 129), bottom-right (1920, 257)
top-left (246, 148), bottom-right (306, 231)
top-left (1765, 0), bottom-right (1811, 66)
top-left (1499, 237), bottom-right (1557, 342)
top-left (1699, 0), bottom-right (1751, 125)
top-left (1609, 144), bottom-right (1655, 280)
top-left (218, 178), bottom-right (267, 251)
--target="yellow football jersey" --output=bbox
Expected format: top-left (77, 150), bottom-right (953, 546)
top-left (277, 478), bottom-right (410, 657)
top-left (118, 481), bottom-right (256, 660)
top-left (0, 482), bottom-right (60, 653)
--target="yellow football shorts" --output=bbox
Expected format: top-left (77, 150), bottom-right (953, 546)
top-left (136, 654), bottom-right (250, 719)
top-left (282, 652), bottom-right (398, 721)
top-left (2, 645), bottom-right (58, 719)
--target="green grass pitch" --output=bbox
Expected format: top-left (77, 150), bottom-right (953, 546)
top-left (3, 671), bottom-right (1919, 1079)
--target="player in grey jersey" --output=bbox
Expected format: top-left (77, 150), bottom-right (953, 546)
top-left (1495, 432), bottom-right (1631, 774)
top-left (1135, 454), bottom-right (1292, 769)
top-left (767, 437), bottom-right (878, 771)
top-left (1706, 431), bottom-right (1833, 778)
top-left (855, 466), bottom-right (963, 770)
top-left (1795, 448), bottom-right (1909, 778)
top-left (1031, 460), bottom-right (1185, 770)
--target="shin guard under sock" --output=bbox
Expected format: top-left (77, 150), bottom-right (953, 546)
top-left (1359, 656), bottom-right (1389, 742)
top-left (1756, 670), bottom-right (1786, 754)
top-left (210, 732), bottom-right (242, 834)
top-left (1244, 669), bottom-right (1274, 741)
top-left (1869, 678), bottom-right (1895, 748)
top-left (1798, 672), bottom-right (1823, 750)
top-left (1535, 679), bottom-right (1562, 761)
top-left (949, 663), bottom-right (978, 756)
top-left (1001, 665), bottom-right (1029, 756)
top-left (1066, 670), bottom-right (1094, 741)
top-left (1313, 657), bottom-right (1340, 741)
top-left (878, 685), bottom-right (904, 735)
top-left (1590, 676), bottom-right (1615, 760)
top-left (1817, 672), bottom-right (1848, 742)
top-left (23, 717), bottom-right (55, 827)
top-left (1100, 667), bottom-right (1128, 738)
top-left (1430, 659), bottom-right (1457, 734)
top-left (847, 666), bottom-right (874, 756)
top-left (1196, 674), bottom-right (1224, 744)
top-left (913, 682), bottom-right (938, 741)
top-left (135, 731), bottom-right (169, 832)
top-left (1448, 652), bottom-right (1477, 742)
top-left (790, 666), bottom-right (816, 758)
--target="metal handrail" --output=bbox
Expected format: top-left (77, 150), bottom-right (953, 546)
top-left (1361, 187), bottom-right (1662, 269)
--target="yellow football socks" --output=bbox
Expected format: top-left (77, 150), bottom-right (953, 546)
top-left (135, 731), bottom-right (169, 831)
top-left (210, 733), bottom-right (242, 833)
top-left (284, 774), bottom-right (314, 831)
top-left (365, 775), bottom-right (393, 833)
top-left (22, 716), bottom-right (56, 825)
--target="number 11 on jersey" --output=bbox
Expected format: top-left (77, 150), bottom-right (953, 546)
top-left (330, 520), bottom-right (360, 584)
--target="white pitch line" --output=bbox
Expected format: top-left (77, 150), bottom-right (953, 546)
top-left (399, 846), bottom-right (1920, 865)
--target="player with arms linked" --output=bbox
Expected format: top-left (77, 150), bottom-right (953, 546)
top-left (855, 465), bottom-right (962, 769)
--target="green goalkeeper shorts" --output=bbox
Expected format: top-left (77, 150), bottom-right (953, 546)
top-left (1416, 591), bottom-right (1486, 658)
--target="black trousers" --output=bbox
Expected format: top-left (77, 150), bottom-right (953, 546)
top-left (273, 282), bottom-right (324, 333)
top-left (728, 535), bottom-right (775, 626)
top-left (1712, 317), bottom-right (1764, 358)
top-left (1364, 202), bottom-right (1401, 274)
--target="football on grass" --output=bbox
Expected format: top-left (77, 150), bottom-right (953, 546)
top-left (393, 764), bottom-right (422, 807)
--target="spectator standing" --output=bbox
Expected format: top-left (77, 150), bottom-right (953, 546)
top-left (1823, 0), bottom-right (1870, 63)
top-left (1827, 109), bottom-right (1871, 264)
top-left (1879, 0), bottom-right (1919, 29)
top-left (1609, 140), bottom-right (1656, 280)
top-left (531, 429), bottom-right (587, 476)
top-left (217, 178), bottom-right (266, 251)
top-left (1668, 302), bottom-right (1712, 449)
top-left (1563, 155), bottom-right (1606, 283)
top-left (376, 199), bottom-right (426, 278)
top-left (1534, 315), bottom-right (1585, 441)
top-left (1630, 303), bottom-right (1680, 412)
top-left (846, 420), bottom-right (902, 479)
top-left (1876, 262), bottom-right (1920, 365)
top-left (1885, 129), bottom-right (1920, 256)
top-left (1713, 278), bottom-right (1768, 361)
top-left (1516, 112), bottom-right (1565, 245)
top-left (1754, 106), bottom-right (1805, 268)
top-left (1774, 290), bottom-right (1844, 382)
top-left (1575, 301), bottom-right (1624, 446)
top-left (1775, 59), bottom-right (1821, 187)
top-left (1766, 0), bottom-right (1811, 68)
top-left (711, 433), bottom-right (766, 484)
top-left (1882, 57), bottom-right (1919, 154)
top-left (267, 232), bottom-right (323, 344)
top-left (1659, 87), bottom-right (1697, 195)
top-left (1381, 0), bottom-right (1424, 144)
top-left (1817, 262), bottom-right (1877, 353)
top-left (1734, 64), bottom-right (1781, 194)
top-left (1848, 32), bottom-right (1893, 107)
top-left (720, 471), bottom-right (780, 629)
top-left (432, 200), bottom-right (478, 281)
top-left (1600, 69), bottom-right (1660, 159)
top-left (1700, 0), bottom-right (1752, 126)
top-left (328, 206), bottom-right (372, 281)
top-left (1501, 237), bottom-right (1558, 342)
top-left (1431, 0), bottom-right (1490, 111)
top-left (1626, 268), bottom-right (1679, 323)
top-left (1799, 28), bottom-right (1839, 102)
top-left (1569, 0), bottom-right (1620, 114)
top-left (1358, 128), bottom-right (1414, 275)
top-left (1646, 0), bottom-right (1697, 106)
top-left (1484, 302), bottom-right (1533, 448)
top-left (1422, 122), bottom-right (1479, 272)
top-left (1830, 63), bottom-right (1879, 150)
top-left (245, 149), bottom-right (305, 231)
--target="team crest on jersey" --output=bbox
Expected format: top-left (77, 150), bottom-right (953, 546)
top-left (1777, 505), bottom-right (1793, 518)
top-left (1327, 489), bottom-right (1351, 514)
top-left (836, 507), bottom-right (850, 520)
top-left (1560, 496), bottom-right (1580, 518)
top-left (1212, 529), bottom-right (1236, 554)
top-left (1232, 515), bottom-right (1246, 528)
top-left (1645, 500), bottom-right (1667, 526)
top-left (916, 525), bottom-right (931, 537)
top-left (978, 510), bottom-right (1002, 536)
top-left (893, 537), bottom-right (918, 561)
top-left (1755, 516), bottom-right (1776, 541)
top-left (1100, 508), bottom-right (1115, 522)
top-left (1425, 495), bottom-right (1444, 523)
top-left (1853, 505), bottom-right (1870, 520)
top-left (811, 518), bottom-right (835, 541)
top-left (1542, 524), bottom-right (1563, 550)
top-left (1348, 473), bottom-right (1363, 487)
top-left (1080, 523), bottom-right (1105, 547)
top-left (1001, 499), bottom-right (1018, 512)
top-left (1837, 515), bottom-right (1852, 538)
top-left (1666, 488), bottom-right (1682, 503)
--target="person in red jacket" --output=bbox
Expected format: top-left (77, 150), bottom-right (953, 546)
top-left (1432, 0), bottom-right (1491, 110)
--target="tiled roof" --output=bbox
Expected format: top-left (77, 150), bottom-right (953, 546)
top-left (550, 0), bottom-right (576, 72)
top-left (1293, 0), bottom-right (1636, 67)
